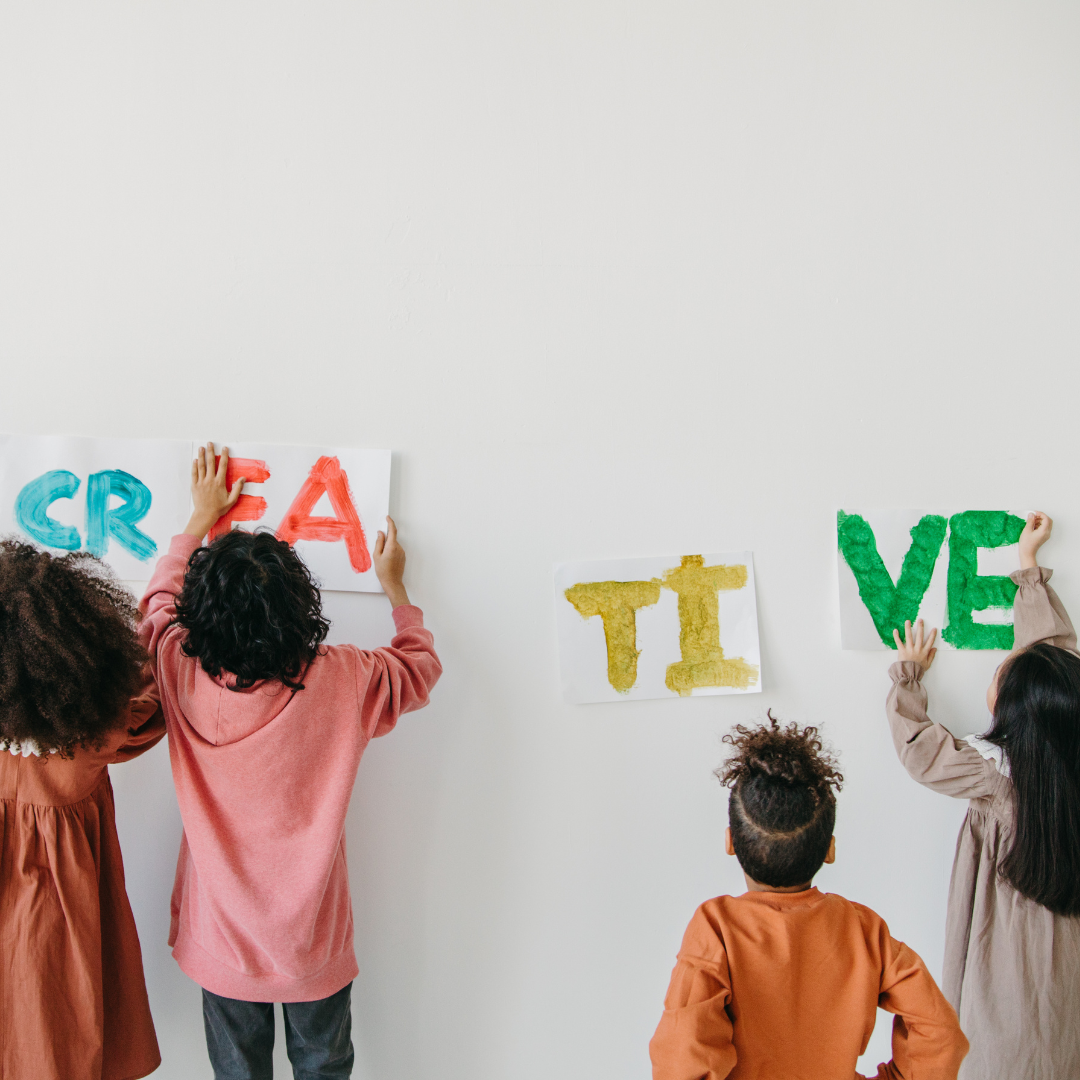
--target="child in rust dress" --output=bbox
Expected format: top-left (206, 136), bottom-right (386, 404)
top-left (0, 540), bottom-right (163, 1080)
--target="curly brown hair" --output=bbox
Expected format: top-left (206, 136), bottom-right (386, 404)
top-left (172, 530), bottom-right (329, 691)
top-left (716, 711), bottom-right (844, 887)
top-left (0, 539), bottom-right (148, 757)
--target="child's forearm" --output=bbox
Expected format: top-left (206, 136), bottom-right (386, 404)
top-left (138, 535), bottom-right (201, 661)
top-left (383, 582), bottom-right (411, 608)
top-left (183, 511), bottom-right (218, 541)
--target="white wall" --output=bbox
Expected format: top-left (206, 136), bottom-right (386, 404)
top-left (2, 2), bottom-right (1079, 1076)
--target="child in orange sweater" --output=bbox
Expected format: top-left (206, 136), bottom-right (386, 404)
top-left (650, 714), bottom-right (968, 1080)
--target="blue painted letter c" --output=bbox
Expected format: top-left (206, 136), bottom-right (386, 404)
top-left (14, 471), bottom-right (82, 550)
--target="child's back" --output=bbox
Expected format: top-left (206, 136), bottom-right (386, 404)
top-left (0, 540), bottom-right (163, 1080)
top-left (650, 715), bottom-right (967, 1080)
top-left (140, 480), bottom-right (441, 1002)
top-left (139, 446), bottom-right (442, 1077)
top-left (654, 888), bottom-right (961, 1080)
top-left (886, 513), bottom-right (1080, 1079)
top-left (143, 543), bottom-right (438, 999)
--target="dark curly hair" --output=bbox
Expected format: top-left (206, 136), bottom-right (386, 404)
top-left (0, 539), bottom-right (148, 757)
top-left (716, 711), bottom-right (844, 888)
top-left (173, 530), bottom-right (329, 691)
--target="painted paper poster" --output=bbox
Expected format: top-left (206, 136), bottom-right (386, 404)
top-left (555, 552), bottom-right (762, 704)
top-left (0, 435), bottom-right (191, 579)
top-left (837, 509), bottom-right (1025, 651)
top-left (201, 442), bottom-right (390, 593)
top-left (0, 435), bottom-right (391, 592)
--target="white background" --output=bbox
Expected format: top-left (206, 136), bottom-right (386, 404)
top-left (0, 3), bottom-right (1078, 1076)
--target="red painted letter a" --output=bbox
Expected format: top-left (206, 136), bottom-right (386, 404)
top-left (275, 456), bottom-right (372, 573)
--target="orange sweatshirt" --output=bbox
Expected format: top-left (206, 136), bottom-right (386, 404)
top-left (650, 888), bottom-right (967, 1080)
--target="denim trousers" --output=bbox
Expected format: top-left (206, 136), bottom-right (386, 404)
top-left (202, 982), bottom-right (355, 1080)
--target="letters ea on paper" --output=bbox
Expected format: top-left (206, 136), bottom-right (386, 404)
top-left (197, 442), bottom-right (390, 594)
top-left (554, 552), bottom-right (762, 704)
top-left (836, 509), bottom-right (1026, 651)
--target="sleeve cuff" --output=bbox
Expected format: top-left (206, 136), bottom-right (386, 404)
top-left (391, 604), bottom-right (425, 632)
top-left (1011, 566), bottom-right (1052, 585)
top-left (169, 533), bottom-right (203, 559)
top-left (888, 660), bottom-right (924, 683)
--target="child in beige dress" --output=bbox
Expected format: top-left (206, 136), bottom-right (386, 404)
top-left (888, 511), bottom-right (1080, 1080)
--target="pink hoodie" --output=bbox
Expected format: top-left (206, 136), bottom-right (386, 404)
top-left (140, 534), bottom-right (442, 1002)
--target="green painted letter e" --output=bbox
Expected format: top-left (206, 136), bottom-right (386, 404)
top-left (941, 511), bottom-right (1025, 650)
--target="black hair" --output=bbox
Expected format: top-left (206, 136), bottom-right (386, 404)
top-left (0, 539), bottom-right (147, 757)
top-left (985, 642), bottom-right (1080, 915)
top-left (716, 711), bottom-right (844, 888)
top-left (173, 530), bottom-right (329, 691)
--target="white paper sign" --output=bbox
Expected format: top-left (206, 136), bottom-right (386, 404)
top-left (0, 435), bottom-right (391, 593)
top-left (0, 435), bottom-right (191, 579)
top-left (555, 552), bottom-right (762, 704)
top-left (837, 508), bottom-right (1026, 651)
top-left (201, 442), bottom-right (390, 593)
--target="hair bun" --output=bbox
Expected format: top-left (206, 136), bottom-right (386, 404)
top-left (717, 710), bottom-right (843, 799)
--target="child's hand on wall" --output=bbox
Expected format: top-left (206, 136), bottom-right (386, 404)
top-left (373, 516), bottom-right (410, 608)
top-left (1019, 512), bottom-right (1053, 570)
top-left (184, 443), bottom-right (245, 540)
top-left (893, 618), bottom-right (937, 672)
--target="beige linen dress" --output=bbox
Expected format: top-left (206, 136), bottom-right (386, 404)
top-left (886, 566), bottom-right (1080, 1080)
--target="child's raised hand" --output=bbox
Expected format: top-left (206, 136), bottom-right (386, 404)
top-left (892, 619), bottom-right (937, 672)
top-left (1019, 512), bottom-right (1053, 570)
top-left (184, 443), bottom-right (245, 540)
top-left (373, 516), bottom-right (410, 608)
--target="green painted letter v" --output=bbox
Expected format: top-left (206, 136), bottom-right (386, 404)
top-left (837, 511), bottom-right (948, 648)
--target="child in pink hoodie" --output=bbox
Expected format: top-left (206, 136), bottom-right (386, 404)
top-left (140, 444), bottom-right (442, 1079)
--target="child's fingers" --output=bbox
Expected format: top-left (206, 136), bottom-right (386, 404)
top-left (1028, 511), bottom-right (1052, 536)
top-left (904, 619), bottom-right (913, 647)
top-left (226, 477), bottom-right (245, 506)
top-left (893, 627), bottom-right (903, 650)
top-left (191, 458), bottom-right (199, 484)
top-left (217, 446), bottom-right (230, 483)
top-left (205, 442), bottom-right (216, 478)
top-left (385, 515), bottom-right (397, 547)
top-left (926, 626), bottom-right (938, 650)
top-left (374, 531), bottom-right (386, 556)
top-left (927, 646), bottom-right (937, 665)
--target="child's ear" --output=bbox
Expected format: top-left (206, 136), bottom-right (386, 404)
top-left (725, 827), bottom-right (735, 856)
top-left (824, 836), bottom-right (836, 864)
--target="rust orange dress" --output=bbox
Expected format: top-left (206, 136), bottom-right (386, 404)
top-left (0, 683), bottom-right (165, 1080)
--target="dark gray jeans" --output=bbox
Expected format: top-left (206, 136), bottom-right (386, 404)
top-left (202, 982), bottom-right (355, 1080)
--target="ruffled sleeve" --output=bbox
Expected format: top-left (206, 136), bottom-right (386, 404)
top-left (886, 662), bottom-right (999, 800)
top-left (1010, 567), bottom-right (1078, 654)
